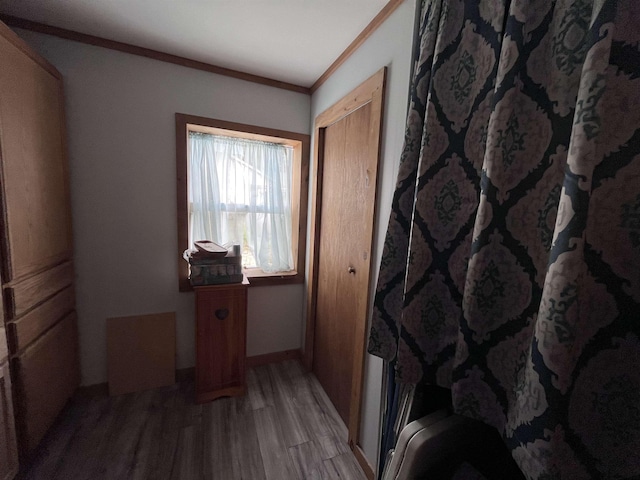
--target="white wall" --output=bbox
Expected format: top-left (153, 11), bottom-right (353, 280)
top-left (309, 0), bottom-right (417, 469)
top-left (15, 29), bottom-right (311, 387)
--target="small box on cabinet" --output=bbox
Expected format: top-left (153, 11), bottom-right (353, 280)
top-left (188, 257), bottom-right (243, 285)
top-left (184, 245), bottom-right (243, 286)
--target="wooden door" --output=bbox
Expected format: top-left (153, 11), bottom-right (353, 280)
top-left (306, 69), bottom-right (386, 450)
top-left (0, 24), bottom-right (73, 282)
top-left (313, 103), bottom-right (375, 423)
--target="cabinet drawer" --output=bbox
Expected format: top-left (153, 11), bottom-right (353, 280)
top-left (13, 313), bottom-right (80, 453)
top-left (4, 262), bottom-right (74, 320)
top-left (8, 286), bottom-right (75, 353)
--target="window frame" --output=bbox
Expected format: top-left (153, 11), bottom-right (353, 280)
top-left (176, 113), bottom-right (309, 291)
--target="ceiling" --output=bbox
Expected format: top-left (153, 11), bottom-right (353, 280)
top-left (0, 0), bottom-right (390, 88)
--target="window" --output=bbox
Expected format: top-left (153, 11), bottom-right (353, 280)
top-left (176, 114), bottom-right (309, 291)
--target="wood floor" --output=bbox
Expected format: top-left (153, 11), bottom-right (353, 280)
top-left (21, 360), bottom-right (368, 480)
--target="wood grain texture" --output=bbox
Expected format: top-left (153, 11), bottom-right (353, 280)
top-left (0, 362), bottom-right (18, 480)
top-left (289, 440), bottom-right (328, 479)
top-left (0, 15), bottom-right (310, 95)
top-left (0, 22), bottom-right (79, 472)
top-left (90, 390), bottom-right (160, 479)
top-left (254, 406), bottom-right (298, 479)
top-left (202, 395), bottom-right (234, 479)
top-left (354, 444), bottom-right (376, 480)
top-left (195, 282), bottom-right (248, 403)
top-left (347, 69), bottom-right (386, 477)
top-left (13, 313), bottom-right (80, 454)
top-left (78, 349), bottom-right (302, 401)
top-left (304, 126), bottom-right (326, 372)
top-left (0, 27), bottom-right (73, 282)
top-left (228, 396), bottom-right (266, 479)
top-left (246, 348), bottom-right (302, 368)
top-left (22, 360), bottom-right (367, 480)
top-left (247, 364), bottom-right (275, 411)
top-left (8, 286), bottom-right (74, 353)
top-left (305, 356), bottom-right (350, 445)
top-left (324, 451), bottom-right (370, 480)
top-left (307, 70), bottom-right (385, 476)
top-left (0, 20), bottom-right (59, 78)
top-left (305, 69), bottom-right (387, 370)
top-left (170, 425), bottom-right (204, 480)
top-left (314, 69), bottom-right (387, 128)
top-left (311, 0), bottom-right (404, 93)
top-left (4, 261), bottom-right (74, 319)
top-left (267, 363), bottom-right (310, 447)
top-left (106, 312), bottom-right (176, 396)
top-left (313, 110), bottom-right (356, 424)
top-left (0, 325), bottom-right (7, 366)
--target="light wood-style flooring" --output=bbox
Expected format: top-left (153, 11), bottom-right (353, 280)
top-left (21, 360), bottom-right (368, 480)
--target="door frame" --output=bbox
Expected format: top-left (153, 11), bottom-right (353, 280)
top-left (304, 67), bottom-right (386, 476)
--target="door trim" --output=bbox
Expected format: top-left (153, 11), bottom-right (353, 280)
top-left (304, 68), bottom-right (386, 474)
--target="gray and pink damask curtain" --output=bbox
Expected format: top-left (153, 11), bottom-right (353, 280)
top-left (368, 0), bottom-right (640, 478)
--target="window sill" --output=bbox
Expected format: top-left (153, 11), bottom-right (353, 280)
top-left (179, 269), bottom-right (303, 291)
top-left (243, 269), bottom-right (303, 287)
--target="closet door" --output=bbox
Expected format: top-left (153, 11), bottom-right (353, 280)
top-left (0, 28), bottom-right (72, 280)
top-left (0, 20), bottom-right (80, 457)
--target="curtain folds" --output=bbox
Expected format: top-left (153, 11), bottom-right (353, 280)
top-left (368, 0), bottom-right (640, 478)
top-left (189, 133), bottom-right (294, 273)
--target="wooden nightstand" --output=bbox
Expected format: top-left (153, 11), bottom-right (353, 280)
top-left (194, 277), bottom-right (249, 403)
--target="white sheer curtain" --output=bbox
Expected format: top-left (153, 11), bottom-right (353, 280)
top-left (188, 132), bottom-right (294, 273)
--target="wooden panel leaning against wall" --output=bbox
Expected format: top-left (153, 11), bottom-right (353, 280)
top-left (0, 19), bottom-right (80, 474)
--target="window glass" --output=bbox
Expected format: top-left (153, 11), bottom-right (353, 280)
top-left (188, 132), bottom-right (294, 273)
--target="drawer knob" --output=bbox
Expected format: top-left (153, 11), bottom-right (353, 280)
top-left (215, 308), bottom-right (229, 320)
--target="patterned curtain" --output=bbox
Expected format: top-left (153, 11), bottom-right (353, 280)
top-left (368, 0), bottom-right (640, 478)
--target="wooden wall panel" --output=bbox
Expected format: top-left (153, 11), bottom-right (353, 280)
top-left (106, 312), bottom-right (176, 396)
top-left (0, 27), bottom-right (73, 283)
top-left (13, 313), bottom-right (80, 453)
